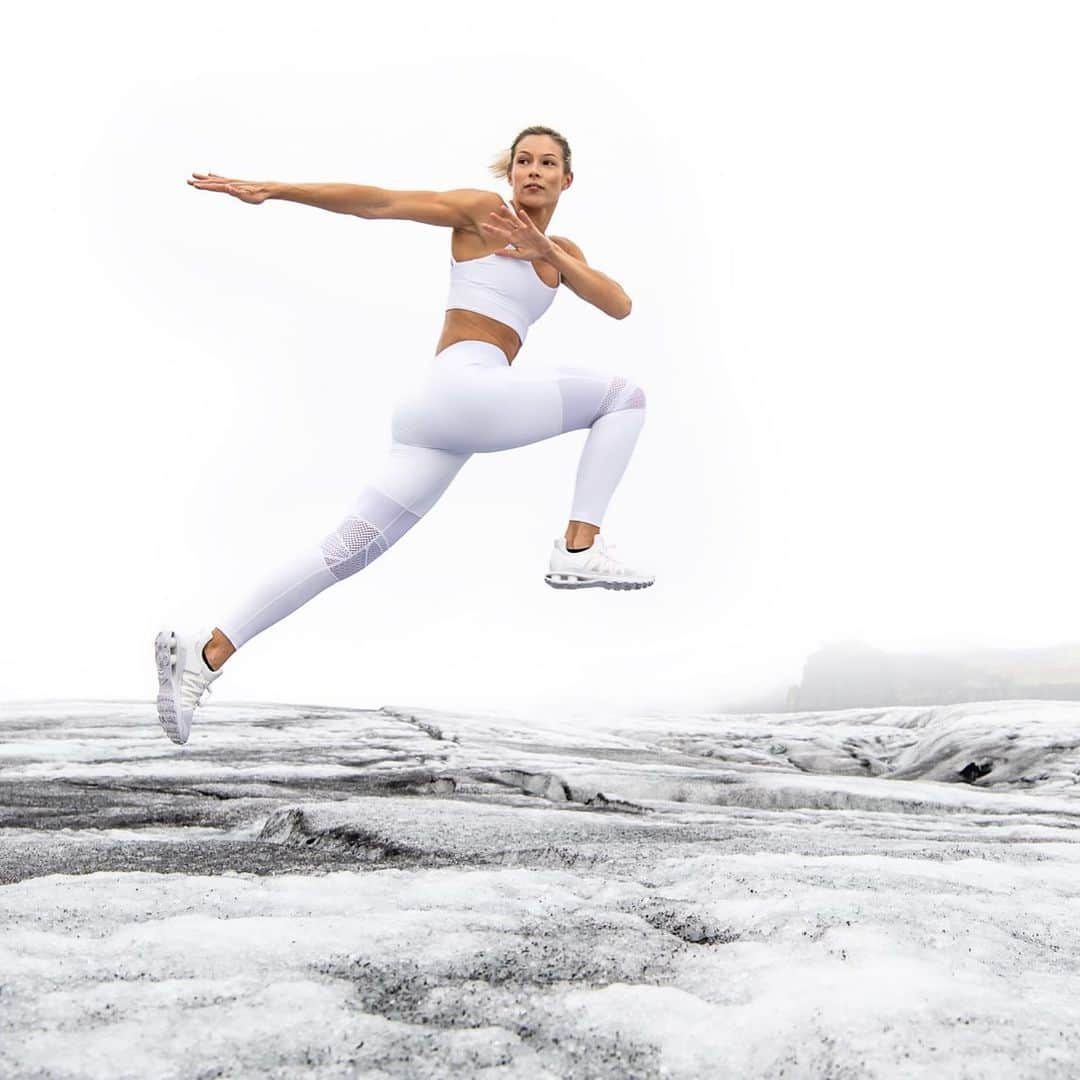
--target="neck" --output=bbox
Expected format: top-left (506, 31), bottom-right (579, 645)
top-left (511, 196), bottom-right (555, 234)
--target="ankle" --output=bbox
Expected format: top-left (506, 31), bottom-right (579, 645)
top-left (203, 628), bottom-right (236, 672)
top-left (564, 521), bottom-right (599, 550)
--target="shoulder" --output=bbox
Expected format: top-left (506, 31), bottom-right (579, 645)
top-left (449, 189), bottom-right (505, 227)
top-left (550, 236), bottom-right (587, 263)
top-left (473, 190), bottom-right (509, 211)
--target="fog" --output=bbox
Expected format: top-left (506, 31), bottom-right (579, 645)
top-left (3, 0), bottom-right (1078, 712)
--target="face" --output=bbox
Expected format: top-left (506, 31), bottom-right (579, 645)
top-left (508, 136), bottom-right (571, 204)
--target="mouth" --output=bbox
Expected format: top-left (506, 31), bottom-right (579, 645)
top-left (524, 184), bottom-right (543, 192)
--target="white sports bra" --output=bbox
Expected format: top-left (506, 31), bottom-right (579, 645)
top-left (445, 245), bottom-right (560, 345)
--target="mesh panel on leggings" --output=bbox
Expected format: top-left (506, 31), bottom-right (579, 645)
top-left (320, 517), bottom-right (390, 581)
top-left (594, 375), bottom-right (646, 422)
top-left (596, 376), bottom-right (628, 418)
top-left (319, 485), bottom-right (423, 583)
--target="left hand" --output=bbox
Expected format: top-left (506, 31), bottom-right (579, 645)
top-left (480, 203), bottom-right (555, 260)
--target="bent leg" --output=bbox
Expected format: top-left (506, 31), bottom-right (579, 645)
top-left (488, 365), bottom-right (648, 527)
top-left (216, 442), bottom-right (469, 650)
top-left (401, 350), bottom-right (647, 528)
top-left (393, 338), bottom-right (647, 548)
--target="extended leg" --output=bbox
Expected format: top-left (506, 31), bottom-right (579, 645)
top-left (210, 442), bottom-right (470, 660)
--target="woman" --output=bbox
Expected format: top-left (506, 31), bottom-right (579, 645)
top-left (156, 125), bottom-right (652, 745)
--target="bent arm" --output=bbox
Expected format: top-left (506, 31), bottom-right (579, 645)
top-left (545, 240), bottom-right (632, 320)
top-left (267, 183), bottom-right (500, 228)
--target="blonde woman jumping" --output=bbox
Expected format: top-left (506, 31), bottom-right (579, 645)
top-left (156, 125), bottom-right (652, 745)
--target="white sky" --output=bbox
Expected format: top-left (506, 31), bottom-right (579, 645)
top-left (3, 1), bottom-right (1079, 713)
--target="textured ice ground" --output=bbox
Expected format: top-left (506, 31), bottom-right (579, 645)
top-left (2, 698), bottom-right (1080, 1078)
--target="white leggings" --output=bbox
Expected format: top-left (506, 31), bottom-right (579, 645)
top-left (217, 340), bottom-right (646, 650)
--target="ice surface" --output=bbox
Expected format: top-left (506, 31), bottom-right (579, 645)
top-left (2, 698), bottom-right (1080, 1077)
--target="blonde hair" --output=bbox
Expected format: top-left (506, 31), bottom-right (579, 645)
top-left (488, 125), bottom-right (572, 181)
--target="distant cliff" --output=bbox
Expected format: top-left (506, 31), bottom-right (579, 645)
top-left (788, 641), bottom-right (1080, 710)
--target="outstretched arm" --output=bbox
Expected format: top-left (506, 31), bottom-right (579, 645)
top-left (186, 173), bottom-right (499, 228)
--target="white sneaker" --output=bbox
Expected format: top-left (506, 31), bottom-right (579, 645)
top-left (154, 628), bottom-right (223, 745)
top-left (544, 535), bottom-right (655, 590)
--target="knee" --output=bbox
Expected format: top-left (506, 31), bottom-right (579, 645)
top-left (319, 487), bottom-right (423, 582)
top-left (320, 515), bottom-right (389, 581)
top-left (595, 374), bottom-right (646, 421)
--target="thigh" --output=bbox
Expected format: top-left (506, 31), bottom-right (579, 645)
top-left (502, 362), bottom-right (646, 440)
top-left (545, 364), bottom-right (620, 432)
top-left (392, 351), bottom-right (634, 454)
top-left (438, 364), bottom-right (617, 452)
top-left (471, 364), bottom-right (594, 450)
top-left (367, 441), bottom-right (471, 518)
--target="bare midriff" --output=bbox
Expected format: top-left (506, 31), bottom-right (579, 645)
top-left (434, 223), bottom-right (560, 367)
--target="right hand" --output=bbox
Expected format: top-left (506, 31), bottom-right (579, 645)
top-left (187, 172), bottom-right (271, 204)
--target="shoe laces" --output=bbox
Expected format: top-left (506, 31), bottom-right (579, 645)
top-left (180, 667), bottom-right (215, 710)
top-left (592, 542), bottom-right (630, 575)
top-left (562, 536), bottom-right (631, 574)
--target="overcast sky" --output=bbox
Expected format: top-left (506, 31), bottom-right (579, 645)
top-left (3, 1), bottom-right (1078, 714)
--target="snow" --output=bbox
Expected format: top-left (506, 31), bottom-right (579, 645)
top-left (2, 698), bottom-right (1080, 1076)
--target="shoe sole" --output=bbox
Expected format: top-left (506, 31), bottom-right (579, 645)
top-left (154, 631), bottom-right (189, 745)
top-left (544, 574), bottom-right (654, 590)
